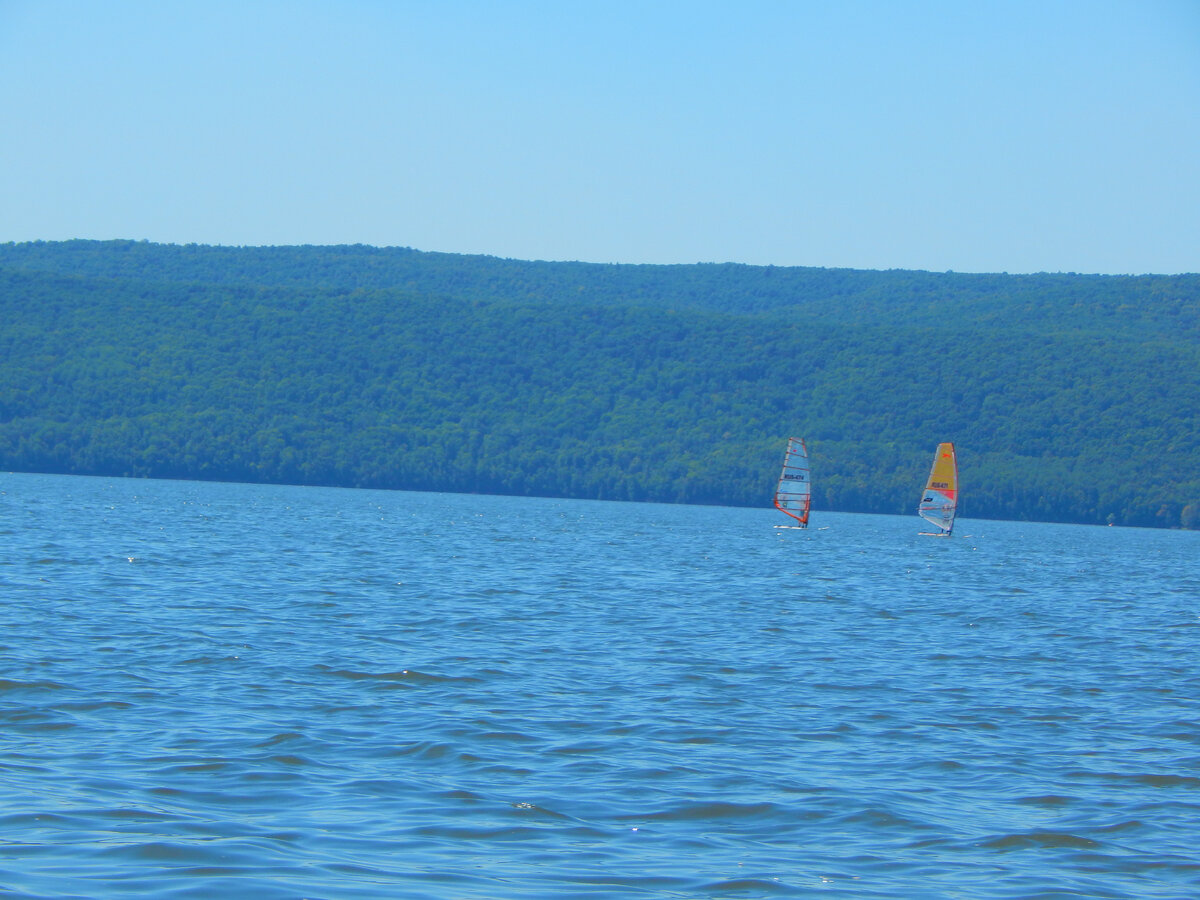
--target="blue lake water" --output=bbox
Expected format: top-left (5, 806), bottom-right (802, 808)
top-left (1, 471), bottom-right (1198, 899)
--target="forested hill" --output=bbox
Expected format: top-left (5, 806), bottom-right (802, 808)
top-left (3, 239), bottom-right (1197, 327)
top-left (2, 240), bottom-right (1198, 528)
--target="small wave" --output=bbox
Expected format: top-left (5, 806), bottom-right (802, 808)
top-left (436, 789), bottom-right (487, 802)
top-left (1015, 794), bottom-right (1077, 807)
top-left (312, 665), bottom-right (480, 685)
top-left (82, 807), bottom-right (179, 823)
top-left (1090, 819), bottom-right (1146, 834)
top-left (412, 823), bottom-right (545, 841)
top-left (1069, 769), bottom-right (1200, 789)
top-left (478, 730), bottom-right (538, 743)
top-left (699, 877), bottom-right (802, 895)
top-left (0, 678), bottom-right (66, 692)
top-left (254, 731), bottom-right (307, 747)
top-left (340, 777), bottom-right (416, 797)
top-left (180, 655), bottom-right (244, 666)
top-left (548, 742), bottom-right (611, 755)
top-left (51, 700), bottom-right (132, 712)
top-left (633, 801), bottom-right (782, 823)
top-left (794, 723), bottom-right (858, 741)
top-left (99, 840), bottom-right (235, 864)
top-left (0, 811), bottom-right (83, 829)
top-left (165, 866), bottom-right (248, 877)
top-left (980, 830), bottom-right (1103, 850)
top-left (508, 801), bottom-right (574, 822)
top-left (932, 760), bottom-right (966, 770)
top-left (1131, 773), bottom-right (1200, 789)
top-left (168, 761), bottom-right (234, 774)
top-left (1, 711), bottom-right (77, 731)
top-left (266, 753), bottom-right (314, 767)
top-left (837, 806), bottom-right (932, 831)
top-left (390, 740), bottom-right (464, 761)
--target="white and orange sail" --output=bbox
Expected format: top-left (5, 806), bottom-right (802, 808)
top-left (773, 437), bottom-right (811, 528)
top-left (918, 442), bottom-right (958, 536)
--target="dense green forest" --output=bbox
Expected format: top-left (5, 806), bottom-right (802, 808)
top-left (2, 240), bottom-right (1198, 528)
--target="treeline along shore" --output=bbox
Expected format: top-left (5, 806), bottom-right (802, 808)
top-left (2, 240), bottom-right (1198, 528)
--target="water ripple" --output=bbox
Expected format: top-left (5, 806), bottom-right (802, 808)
top-left (2, 473), bottom-right (1199, 898)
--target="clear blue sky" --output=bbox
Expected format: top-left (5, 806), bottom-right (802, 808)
top-left (2, 1), bottom-right (1197, 274)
